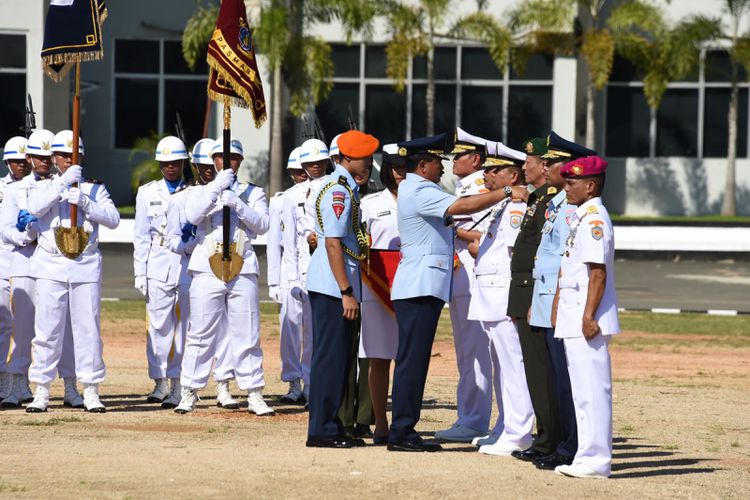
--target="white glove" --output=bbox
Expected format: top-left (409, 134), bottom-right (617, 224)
top-left (289, 281), bottom-right (306, 301)
top-left (134, 276), bottom-right (147, 296)
top-left (219, 190), bottom-right (241, 210)
top-left (268, 285), bottom-right (281, 304)
top-left (56, 165), bottom-right (82, 192)
top-left (64, 187), bottom-right (89, 210)
top-left (210, 169), bottom-right (235, 197)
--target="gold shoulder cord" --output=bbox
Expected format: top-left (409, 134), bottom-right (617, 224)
top-left (315, 177), bottom-right (369, 261)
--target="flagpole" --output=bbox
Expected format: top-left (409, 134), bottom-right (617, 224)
top-left (222, 97), bottom-right (231, 264)
top-left (71, 61), bottom-right (81, 228)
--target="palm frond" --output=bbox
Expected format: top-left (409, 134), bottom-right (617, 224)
top-left (181, 2), bottom-right (219, 71)
top-left (384, 3), bottom-right (428, 92)
top-left (452, 12), bottom-right (512, 71)
top-left (285, 36), bottom-right (335, 116)
top-left (129, 132), bottom-right (161, 193)
top-left (581, 28), bottom-right (615, 90)
top-left (509, 0), bottom-right (576, 34)
top-left (254, 1), bottom-right (289, 69)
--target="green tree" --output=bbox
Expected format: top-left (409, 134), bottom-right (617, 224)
top-left (608, 1), bottom-right (721, 157)
top-left (719, 0), bottom-right (750, 215)
top-left (129, 132), bottom-right (161, 194)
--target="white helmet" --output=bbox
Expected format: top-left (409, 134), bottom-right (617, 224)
top-left (155, 136), bottom-right (188, 162)
top-left (26, 129), bottom-right (55, 157)
top-left (191, 138), bottom-right (216, 165)
top-left (211, 137), bottom-right (244, 158)
top-left (299, 138), bottom-right (329, 164)
top-left (286, 146), bottom-right (302, 170)
top-left (51, 130), bottom-right (85, 155)
top-left (329, 134), bottom-right (342, 157)
top-left (3, 136), bottom-right (28, 161)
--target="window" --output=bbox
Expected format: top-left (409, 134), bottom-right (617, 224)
top-left (605, 51), bottom-right (750, 158)
top-left (113, 39), bottom-right (207, 149)
top-left (317, 44), bottom-right (553, 146)
top-left (0, 34), bottom-right (26, 142)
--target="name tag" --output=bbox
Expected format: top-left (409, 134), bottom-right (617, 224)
top-left (150, 201), bottom-right (162, 206)
top-left (377, 210), bottom-right (391, 217)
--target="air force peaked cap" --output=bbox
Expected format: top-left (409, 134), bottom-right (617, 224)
top-left (542, 131), bottom-right (596, 160)
top-left (397, 132), bottom-right (452, 158)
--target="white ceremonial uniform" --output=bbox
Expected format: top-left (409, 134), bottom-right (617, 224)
top-left (269, 190), bottom-right (311, 386)
top-left (180, 178), bottom-right (269, 391)
top-left (26, 177), bottom-right (120, 385)
top-left (359, 189), bottom-right (400, 360)
top-left (165, 184), bottom-right (233, 382)
top-left (449, 170), bottom-right (493, 433)
top-left (280, 181), bottom-right (314, 376)
top-left (134, 179), bottom-right (191, 381)
top-left (555, 197), bottom-right (620, 477)
top-left (0, 174), bottom-right (16, 374)
top-left (467, 197), bottom-right (534, 447)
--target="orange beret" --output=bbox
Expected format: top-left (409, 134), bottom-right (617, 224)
top-left (337, 130), bottom-right (379, 158)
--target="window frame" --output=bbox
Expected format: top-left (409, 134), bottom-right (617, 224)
top-left (111, 37), bottom-right (207, 151)
top-left (0, 31), bottom-right (27, 142)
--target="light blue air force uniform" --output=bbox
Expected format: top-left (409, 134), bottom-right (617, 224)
top-left (390, 173), bottom-right (456, 303)
top-left (305, 164), bottom-right (362, 301)
top-left (529, 191), bottom-right (577, 327)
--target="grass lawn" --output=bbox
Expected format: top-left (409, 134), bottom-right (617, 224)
top-left (612, 214), bottom-right (750, 224)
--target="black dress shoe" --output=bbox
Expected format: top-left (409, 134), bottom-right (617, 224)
top-left (306, 436), bottom-right (358, 449)
top-left (511, 447), bottom-right (546, 462)
top-left (387, 437), bottom-right (442, 452)
top-left (534, 453), bottom-right (573, 470)
top-left (354, 423), bottom-right (373, 438)
top-left (342, 426), bottom-right (357, 439)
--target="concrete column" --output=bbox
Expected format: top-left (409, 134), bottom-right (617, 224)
top-left (552, 56), bottom-right (577, 139)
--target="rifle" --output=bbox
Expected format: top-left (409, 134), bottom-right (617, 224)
top-left (301, 115), bottom-right (313, 139)
top-left (174, 112), bottom-right (195, 185)
top-left (20, 94), bottom-right (36, 138)
top-left (347, 104), bottom-right (357, 131)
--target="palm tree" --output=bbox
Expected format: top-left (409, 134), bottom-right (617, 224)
top-left (510, 0), bottom-right (614, 150)
top-left (383, 0), bottom-right (512, 136)
top-left (608, 1), bottom-right (721, 157)
top-left (720, 0), bottom-right (750, 215)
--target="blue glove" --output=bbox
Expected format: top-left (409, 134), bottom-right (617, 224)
top-left (16, 210), bottom-right (37, 232)
top-left (181, 223), bottom-right (196, 242)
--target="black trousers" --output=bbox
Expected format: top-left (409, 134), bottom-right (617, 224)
top-left (516, 318), bottom-right (560, 454)
top-left (544, 328), bottom-right (578, 458)
top-left (307, 292), bottom-right (358, 439)
top-left (389, 296), bottom-right (444, 443)
top-left (338, 322), bottom-right (374, 428)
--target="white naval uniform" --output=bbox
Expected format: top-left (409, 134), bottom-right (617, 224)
top-left (269, 190), bottom-right (311, 385)
top-left (467, 197), bottom-right (534, 446)
top-left (26, 176), bottom-right (120, 385)
top-left (180, 178), bottom-right (269, 391)
top-left (134, 179), bottom-right (190, 380)
top-left (555, 197), bottom-right (620, 477)
top-left (359, 189), bottom-right (399, 360)
top-left (0, 174), bottom-right (17, 373)
top-left (165, 184), bottom-right (234, 382)
top-left (280, 180), bottom-right (315, 378)
top-left (449, 170), bottom-right (493, 432)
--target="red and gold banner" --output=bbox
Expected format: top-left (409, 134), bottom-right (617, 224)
top-left (206, 0), bottom-right (267, 128)
top-left (362, 249), bottom-right (401, 313)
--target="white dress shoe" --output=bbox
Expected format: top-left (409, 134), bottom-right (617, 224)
top-left (555, 463), bottom-right (609, 479)
top-left (215, 380), bottom-right (240, 409)
top-left (479, 440), bottom-right (526, 456)
top-left (146, 378), bottom-right (170, 403)
top-left (280, 379), bottom-right (304, 404)
top-left (473, 433), bottom-right (500, 447)
top-left (247, 389), bottom-right (274, 416)
top-left (63, 378), bottom-right (84, 408)
top-left (83, 384), bottom-right (106, 413)
top-left (161, 378), bottom-right (182, 409)
top-left (26, 383), bottom-right (51, 413)
top-left (174, 387), bottom-right (198, 414)
top-left (434, 423), bottom-right (488, 443)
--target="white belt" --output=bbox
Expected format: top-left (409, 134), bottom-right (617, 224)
top-left (199, 228), bottom-right (248, 256)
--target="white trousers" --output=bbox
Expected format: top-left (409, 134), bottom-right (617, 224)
top-left (6, 277), bottom-right (36, 375)
top-left (212, 313), bottom-right (235, 381)
top-left (564, 334), bottom-right (613, 477)
top-left (449, 294), bottom-right (492, 432)
top-left (181, 273), bottom-right (265, 391)
top-left (145, 280), bottom-right (189, 380)
top-left (29, 279), bottom-right (104, 385)
top-left (279, 288), bottom-right (312, 385)
top-left (482, 319), bottom-right (535, 446)
top-left (0, 279), bottom-right (12, 372)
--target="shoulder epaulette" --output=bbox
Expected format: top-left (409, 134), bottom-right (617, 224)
top-left (338, 175), bottom-right (348, 186)
top-left (475, 178), bottom-right (485, 186)
top-left (272, 191), bottom-right (285, 198)
top-left (547, 186), bottom-right (557, 195)
top-left (86, 178), bottom-right (103, 185)
top-left (586, 205), bottom-right (599, 215)
top-left (171, 184), bottom-right (189, 195)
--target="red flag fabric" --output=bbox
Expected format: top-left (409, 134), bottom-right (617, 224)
top-left (361, 249), bottom-right (401, 313)
top-left (206, 0), bottom-right (267, 128)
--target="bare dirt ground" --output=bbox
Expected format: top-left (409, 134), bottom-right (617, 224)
top-left (1, 316), bottom-right (748, 499)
